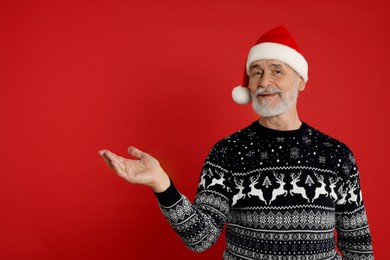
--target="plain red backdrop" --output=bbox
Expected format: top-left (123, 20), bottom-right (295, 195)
top-left (1, 0), bottom-right (388, 259)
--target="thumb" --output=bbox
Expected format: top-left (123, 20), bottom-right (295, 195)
top-left (127, 146), bottom-right (147, 159)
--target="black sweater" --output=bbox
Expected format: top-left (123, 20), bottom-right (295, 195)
top-left (156, 121), bottom-right (373, 260)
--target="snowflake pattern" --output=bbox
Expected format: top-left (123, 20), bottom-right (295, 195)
top-left (159, 121), bottom-right (372, 258)
top-left (348, 153), bottom-right (356, 164)
top-left (302, 136), bottom-right (311, 145)
top-left (260, 151), bottom-right (268, 160)
top-left (342, 164), bottom-right (351, 174)
top-left (290, 147), bottom-right (300, 159)
top-left (319, 156), bottom-right (326, 164)
top-left (246, 150), bottom-right (255, 158)
top-left (323, 142), bottom-right (333, 147)
top-left (248, 131), bottom-right (257, 137)
top-left (220, 146), bottom-right (228, 155)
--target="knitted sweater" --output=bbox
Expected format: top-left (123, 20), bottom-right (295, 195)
top-left (155, 121), bottom-right (373, 260)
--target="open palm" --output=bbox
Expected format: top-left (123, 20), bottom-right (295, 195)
top-left (99, 146), bottom-right (170, 192)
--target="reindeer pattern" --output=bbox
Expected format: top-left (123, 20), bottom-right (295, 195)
top-left (269, 173), bottom-right (288, 205)
top-left (227, 170), bottom-right (363, 207)
top-left (184, 122), bottom-right (372, 257)
top-left (197, 122), bottom-right (365, 209)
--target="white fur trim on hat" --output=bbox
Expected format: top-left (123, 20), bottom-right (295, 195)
top-left (246, 42), bottom-right (308, 82)
top-left (232, 85), bottom-right (251, 104)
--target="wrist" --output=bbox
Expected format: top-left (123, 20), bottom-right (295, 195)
top-left (154, 178), bottom-right (181, 207)
top-left (152, 173), bottom-right (171, 193)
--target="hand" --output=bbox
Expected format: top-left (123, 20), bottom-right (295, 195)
top-left (99, 146), bottom-right (171, 193)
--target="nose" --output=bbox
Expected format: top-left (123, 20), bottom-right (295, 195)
top-left (259, 73), bottom-right (273, 88)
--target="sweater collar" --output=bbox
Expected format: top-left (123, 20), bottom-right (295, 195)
top-left (251, 120), bottom-right (308, 137)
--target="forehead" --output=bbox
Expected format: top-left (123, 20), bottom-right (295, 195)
top-left (249, 59), bottom-right (291, 71)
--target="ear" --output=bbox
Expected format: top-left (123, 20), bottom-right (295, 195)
top-left (297, 76), bottom-right (306, 91)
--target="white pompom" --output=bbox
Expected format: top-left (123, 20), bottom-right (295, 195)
top-left (232, 86), bottom-right (251, 104)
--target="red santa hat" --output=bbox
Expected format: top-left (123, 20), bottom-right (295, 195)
top-left (232, 26), bottom-right (308, 104)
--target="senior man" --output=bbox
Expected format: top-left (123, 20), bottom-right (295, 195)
top-left (99, 26), bottom-right (373, 260)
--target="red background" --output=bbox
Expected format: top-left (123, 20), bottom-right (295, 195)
top-left (1, 0), bottom-right (388, 259)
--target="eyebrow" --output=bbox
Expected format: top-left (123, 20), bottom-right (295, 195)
top-left (249, 63), bottom-right (285, 71)
top-left (270, 63), bottom-right (283, 69)
top-left (249, 64), bottom-right (262, 71)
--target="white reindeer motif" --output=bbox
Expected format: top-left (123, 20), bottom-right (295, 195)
top-left (347, 180), bottom-right (358, 204)
top-left (336, 186), bottom-right (348, 205)
top-left (312, 172), bottom-right (329, 203)
top-left (207, 170), bottom-right (225, 189)
top-left (290, 171), bottom-right (310, 203)
top-left (329, 177), bottom-right (339, 202)
top-left (247, 175), bottom-right (267, 204)
top-left (198, 169), bottom-right (209, 189)
top-left (232, 179), bottom-right (246, 206)
top-left (269, 173), bottom-right (288, 205)
top-left (358, 189), bottom-right (363, 205)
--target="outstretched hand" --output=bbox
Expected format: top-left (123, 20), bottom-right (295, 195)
top-left (98, 146), bottom-right (170, 193)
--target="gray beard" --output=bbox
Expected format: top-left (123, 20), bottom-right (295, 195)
top-left (252, 80), bottom-right (299, 118)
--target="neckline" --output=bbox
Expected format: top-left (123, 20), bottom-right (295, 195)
top-left (251, 120), bottom-right (308, 137)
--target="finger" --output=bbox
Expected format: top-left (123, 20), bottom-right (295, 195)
top-left (117, 160), bottom-right (125, 171)
top-left (127, 146), bottom-right (147, 159)
top-left (103, 150), bottom-right (120, 162)
top-left (99, 150), bottom-right (114, 168)
top-left (111, 160), bottom-right (124, 176)
top-left (98, 150), bottom-right (108, 156)
top-left (100, 150), bottom-right (125, 168)
top-left (116, 155), bottom-right (126, 163)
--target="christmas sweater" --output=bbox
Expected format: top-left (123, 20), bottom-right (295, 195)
top-left (155, 121), bottom-right (373, 260)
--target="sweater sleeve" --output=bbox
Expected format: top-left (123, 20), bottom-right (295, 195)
top-left (154, 140), bottom-right (232, 252)
top-left (335, 146), bottom-right (374, 259)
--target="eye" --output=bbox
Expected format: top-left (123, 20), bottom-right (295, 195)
top-left (273, 69), bottom-right (284, 76)
top-left (251, 71), bottom-right (263, 77)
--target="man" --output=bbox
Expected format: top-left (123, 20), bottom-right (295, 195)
top-left (99, 26), bottom-right (373, 259)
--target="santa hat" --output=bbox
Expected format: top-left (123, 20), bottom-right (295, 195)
top-left (232, 26), bottom-right (308, 105)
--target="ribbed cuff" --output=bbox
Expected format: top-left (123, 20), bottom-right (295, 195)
top-left (154, 179), bottom-right (182, 207)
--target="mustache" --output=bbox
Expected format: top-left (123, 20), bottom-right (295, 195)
top-left (253, 87), bottom-right (281, 97)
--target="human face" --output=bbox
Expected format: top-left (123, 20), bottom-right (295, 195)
top-left (248, 60), bottom-right (305, 117)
